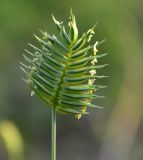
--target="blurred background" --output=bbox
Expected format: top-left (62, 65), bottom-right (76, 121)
top-left (0, 0), bottom-right (143, 160)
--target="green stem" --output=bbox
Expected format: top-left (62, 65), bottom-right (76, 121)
top-left (51, 107), bottom-right (56, 160)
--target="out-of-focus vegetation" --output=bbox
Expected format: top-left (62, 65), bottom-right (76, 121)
top-left (0, 121), bottom-right (24, 160)
top-left (0, 0), bottom-right (143, 160)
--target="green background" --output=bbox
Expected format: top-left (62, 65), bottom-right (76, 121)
top-left (0, 0), bottom-right (143, 159)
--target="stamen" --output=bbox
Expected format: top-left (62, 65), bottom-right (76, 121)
top-left (89, 70), bottom-right (96, 75)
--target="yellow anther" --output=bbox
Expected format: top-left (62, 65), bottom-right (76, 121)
top-left (91, 58), bottom-right (97, 65)
top-left (89, 70), bottom-right (96, 76)
top-left (93, 41), bottom-right (98, 56)
top-left (88, 79), bottom-right (95, 85)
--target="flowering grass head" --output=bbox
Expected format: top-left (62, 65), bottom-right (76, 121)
top-left (20, 10), bottom-right (107, 119)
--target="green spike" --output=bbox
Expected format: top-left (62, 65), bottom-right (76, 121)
top-left (24, 49), bottom-right (35, 57)
top-left (20, 66), bottom-right (28, 74)
top-left (19, 61), bottom-right (31, 69)
top-left (20, 11), bottom-right (107, 119)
